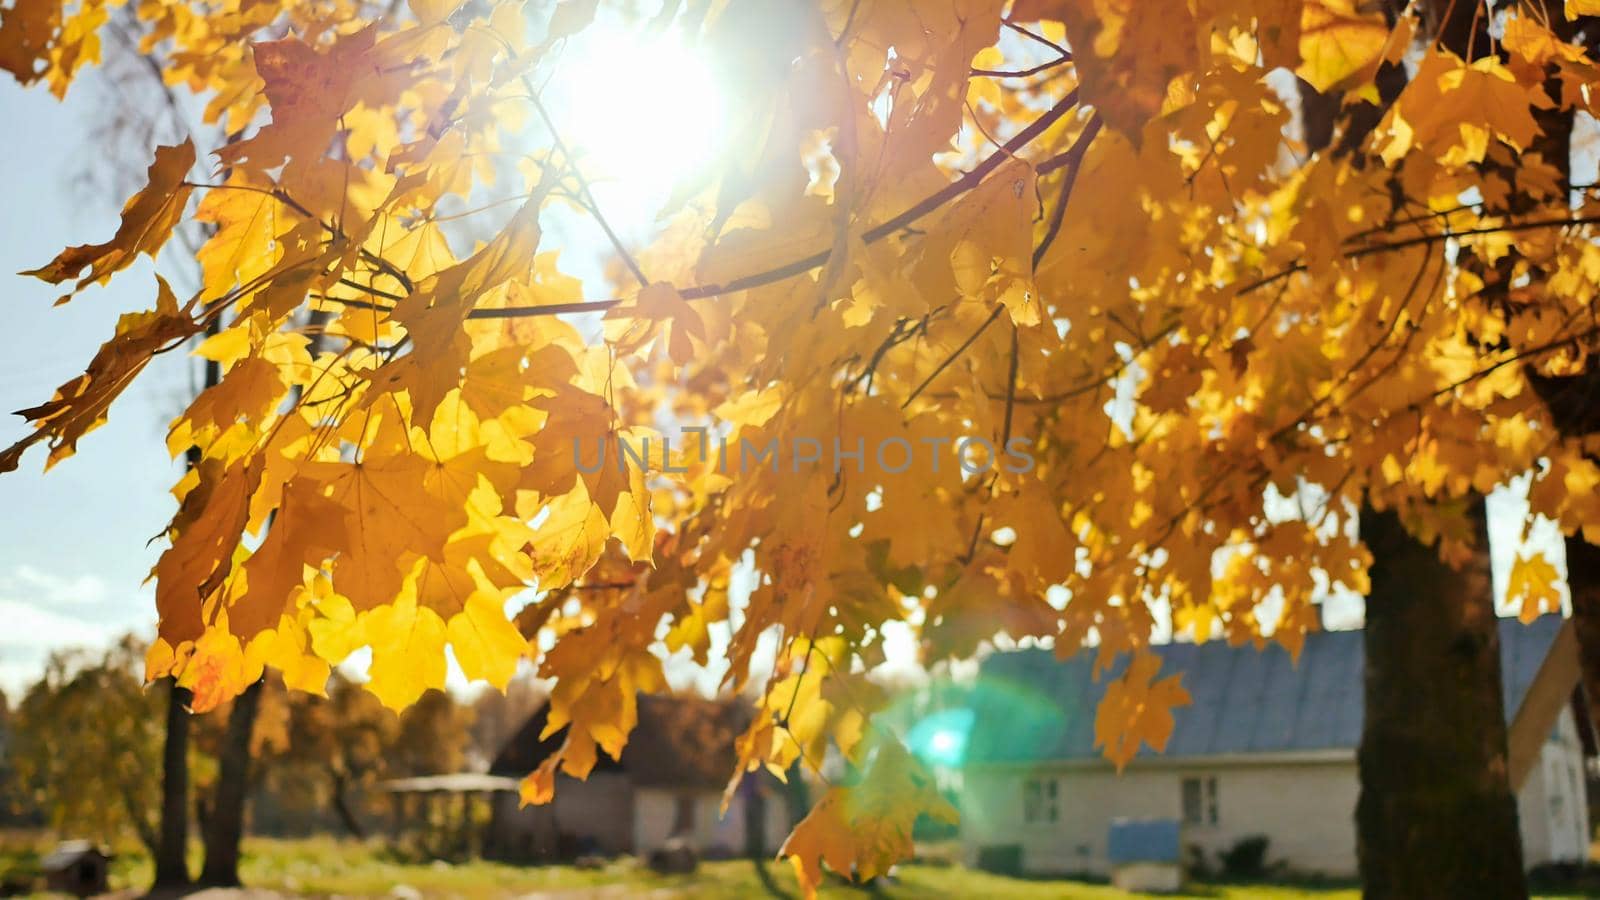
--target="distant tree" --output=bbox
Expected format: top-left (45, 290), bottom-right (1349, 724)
top-left (253, 675), bottom-right (394, 838)
top-left (10, 637), bottom-right (165, 854)
top-left (253, 674), bottom-right (471, 838)
top-left (0, 689), bottom-right (27, 826)
top-left (466, 676), bottom-right (545, 770)
top-left (392, 689), bottom-right (474, 778)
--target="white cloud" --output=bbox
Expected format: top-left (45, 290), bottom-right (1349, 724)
top-left (0, 565), bottom-right (154, 699)
top-left (1, 565), bottom-right (112, 608)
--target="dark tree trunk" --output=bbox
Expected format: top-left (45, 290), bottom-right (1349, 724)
top-left (152, 679), bottom-right (193, 888)
top-left (782, 761), bottom-right (809, 830)
top-left (117, 775), bottom-right (160, 863)
top-left (199, 677), bottom-right (263, 887)
top-left (743, 777), bottom-right (767, 858)
top-left (1565, 517), bottom-right (1600, 732)
top-left (1357, 504), bottom-right (1527, 900)
top-left (330, 772), bottom-right (368, 839)
top-left (155, 321), bottom-right (220, 891)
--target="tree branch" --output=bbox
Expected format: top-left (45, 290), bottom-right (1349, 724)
top-left (972, 55), bottom-right (1073, 79)
top-left (1003, 19), bottom-right (1072, 59)
top-left (1034, 116), bottom-right (1100, 267)
top-left (902, 304), bottom-right (1007, 410)
top-left (309, 89), bottom-right (1087, 322)
top-left (1236, 213), bottom-right (1600, 297)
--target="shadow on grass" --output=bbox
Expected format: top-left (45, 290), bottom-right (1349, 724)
top-left (750, 857), bottom-right (797, 899)
top-left (1212, 877), bottom-right (1361, 894)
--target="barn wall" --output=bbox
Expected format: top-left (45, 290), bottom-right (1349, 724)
top-left (558, 773), bottom-right (634, 854)
top-left (635, 788), bottom-right (721, 855)
top-left (765, 791), bottom-right (794, 853)
top-left (488, 792), bottom-right (558, 860)
top-left (489, 772), bottom-right (633, 858)
top-left (632, 787), bottom-right (792, 857)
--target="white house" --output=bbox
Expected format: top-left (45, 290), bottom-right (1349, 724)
top-left (960, 614), bottom-right (1591, 879)
top-left (486, 694), bottom-right (792, 861)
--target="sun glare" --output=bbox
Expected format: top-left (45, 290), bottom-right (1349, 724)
top-left (906, 708), bottom-right (975, 769)
top-left (549, 23), bottom-right (727, 224)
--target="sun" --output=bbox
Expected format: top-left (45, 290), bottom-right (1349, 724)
top-left (928, 729), bottom-right (961, 756)
top-left (543, 19), bottom-right (727, 229)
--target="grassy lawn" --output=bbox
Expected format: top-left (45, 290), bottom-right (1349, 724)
top-left (0, 833), bottom-right (1590, 898)
top-left (221, 844), bottom-right (1365, 898)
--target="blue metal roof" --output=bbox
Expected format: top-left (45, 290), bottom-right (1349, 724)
top-left (966, 614), bottom-right (1563, 764)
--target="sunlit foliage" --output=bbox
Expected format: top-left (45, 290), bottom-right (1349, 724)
top-left (6, 0), bottom-right (1600, 890)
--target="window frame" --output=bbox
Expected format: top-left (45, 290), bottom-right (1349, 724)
top-left (1022, 776), bottom-right (1060, 824)
top-left (1181, 775), bottom-right (1219, 826)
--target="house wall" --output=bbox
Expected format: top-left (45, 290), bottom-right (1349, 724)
top-left (963, 756), bottom-right (1359, 878)
top-left (632, 787), bottom-right (791, 858)
top-left (963, 733), bottom-right (1589, 880)
top-left (488, 793), bottom-right (557, 860)
top-left (489, 772), bottom-right (634, 858)
top-left (1516, 707), bottom-right (1590, 867)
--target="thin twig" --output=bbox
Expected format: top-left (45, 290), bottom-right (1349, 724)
top-left (521, 87), bottom-right (651, 289)
top-left (1002, 323), bottom-right (1020, 445)
top-left (1236, 213), bottom-right (1600, 297)
top-left (1033, 117), bottom-right (1100, 267)
top-left (1003, 20), bottom-right (1072, 59)
top-left (972, 56), bottom-right (1073, 79)
top-left (902, 305), bottom-right (1008, 409)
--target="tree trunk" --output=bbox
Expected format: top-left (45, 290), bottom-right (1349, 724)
top-left (154, 321), bottom-right (220, 891)
top-left (782, 761), bottom-right (809, 830)
top-left (330, 772), bottom-right (368, 839)
top-left (743, 776), bottom-right (768, 858)
top-left (1357, 504), bottom-right (1527, 900)
top-left (1563, 535), bottom-right (1600, 712)
top-left (152, 679), bottom-right (192, 888)
top-left (117, 770), bottom-right (161, 863)
top-left (199, 677), bottom-right (263, 887)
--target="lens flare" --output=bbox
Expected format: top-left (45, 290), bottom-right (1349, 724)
top-left (549, 23), bottom-right (726, 221)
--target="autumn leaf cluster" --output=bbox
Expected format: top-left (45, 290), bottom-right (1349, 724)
top-left (8, 0), bottom-right (1600, 891)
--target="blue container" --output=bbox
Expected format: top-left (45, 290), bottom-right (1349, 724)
top-left (1107, 818), bottom-right (1182, 865)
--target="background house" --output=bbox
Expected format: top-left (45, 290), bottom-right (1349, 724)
top-left (486, 694), bottom-right (792, 861)
top-left (960, 614), bottom-right (1591, 879)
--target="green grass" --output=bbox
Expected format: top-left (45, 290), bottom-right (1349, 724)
top-left (0, 833), bottom-right (1342, 898)
top-left (0, 833), bottom-right (1592, 898)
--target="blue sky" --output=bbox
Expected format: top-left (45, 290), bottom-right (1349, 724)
top-left (0, 80), bottom-right (193, 696)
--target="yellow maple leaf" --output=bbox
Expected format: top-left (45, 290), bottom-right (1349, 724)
top-left (1295, 0), bottom-right (1390, 93)
top-left (22, 140), bottom-right (195, 302)
top-left (1507, 552), bottom-right (1565, 624)
top-left (361, 589), bottom-right (449, 711)
top-left (1390, 53), bottom-right (1551, 165)
top-left (445, 570), bottom-right (529, 689)
top-left (1040, 0), bottom-right (1198, 140)
top-left (1094, 651), bottom-right (1192, 770)
top-left (781, 739), bottom-right (956, 899)
top-left (1567, 0), bottom-right (1600, 19)
top-left (2, 274), bottom-right (199, 473)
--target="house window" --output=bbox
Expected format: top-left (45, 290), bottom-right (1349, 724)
top-left (1023, 777), bottom-right (1058, 824)
top-left (1181, 776), bottom-right (1218, 825)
